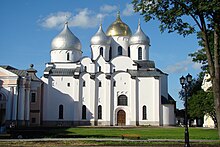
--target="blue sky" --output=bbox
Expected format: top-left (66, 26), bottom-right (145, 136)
top-left (0, 0), bottom-right (202, 109)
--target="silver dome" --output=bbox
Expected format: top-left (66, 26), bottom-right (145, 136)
top-left (90, 24), bottom-right (111, 45)
top-left (51, 22), bottom-right (82, 51)
top-left (129, 21), bottom-right (150, 45)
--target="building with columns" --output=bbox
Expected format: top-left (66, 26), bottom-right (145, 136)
top-left (41, 12), bottom-right (176, 126)
top-left (0, 65), bottom-right (42, 127)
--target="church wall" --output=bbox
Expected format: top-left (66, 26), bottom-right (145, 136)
top-left (51, 50), bottom-right (82, 63)
top-left (162, 104), bottom-right (175, 125)
top-left (138, 77), bottom-right (160, 126)
top-left (112, 72), bottom-right (131, 125)
top-left (130, 78), bottom-right (137, 125)
top-left (79, 73), bottom-right (93, 125)
top-left (129, 44), bottom-right (149, 60)
top-left (52, 63), bottom-right (78, 69)
top-left (95, 73), bottom-right (108, 125)
top-left (111, 56), bottom-right (136, 72)
top-left (80, 57), bottom-right (95, 73)
top-left (91, 45), bottom-right (110, 61)
top-left (110, 36), bottom-right (129, 58)
top-left (43, 76), bottom-right (75, 121)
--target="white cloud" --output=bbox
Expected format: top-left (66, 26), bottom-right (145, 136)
top-left (39, 11), bottom-right (72, 29)
top-left (164, 57), bottom-right (202, 74)
top-left (39, 9), bottom-right (103, 29)
top-left (122, 3), bottom-right (134, 16)
top-left (100, 4), bottom-right (117, 13)
top-left (68, 8), bottom-right (99, 28)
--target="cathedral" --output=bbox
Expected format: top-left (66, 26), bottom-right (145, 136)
top-left (0, 12), bottom-right (175, 128)
top-left (41, 12), bottom-right (175, 126)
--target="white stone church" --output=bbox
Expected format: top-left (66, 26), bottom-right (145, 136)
top-left (0, 12), bottom-right (175, 127)
top-left (41, 12), bottom-right (175, 126)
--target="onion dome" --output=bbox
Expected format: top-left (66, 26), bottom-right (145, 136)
top-left (51, 22), bottom-right (82, 51)
top-left (90, 24), bottom-right (111, 45)
top-left (106, 11), bottom-right (132, 36)
top-left (129, 20), bottom-right (150, 45)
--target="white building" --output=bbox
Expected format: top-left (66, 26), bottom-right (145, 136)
top-left (0, 65), bottom-right (42, 128)
top-left (41, 12), bottom-right (176, 126)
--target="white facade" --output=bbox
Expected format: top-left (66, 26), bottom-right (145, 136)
top-left (41, 13), bottom-right (176, 126)
top-left (0, 65), bottom-right (42, 127)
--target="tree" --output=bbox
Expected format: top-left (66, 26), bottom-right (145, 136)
top-left (186, 74), bottom-right (216, 126)
top-left (132, 0), bottom-right (220, 137)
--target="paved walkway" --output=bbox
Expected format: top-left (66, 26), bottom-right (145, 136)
top-left (0, 138), bottom-right (219, 143)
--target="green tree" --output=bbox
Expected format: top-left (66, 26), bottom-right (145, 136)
top-left (132, 0), bottom-right (220, 137)
top-left (187, 74), bottom-right (216, 126)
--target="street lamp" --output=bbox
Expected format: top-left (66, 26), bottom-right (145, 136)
top-left (180, 73), bottom-right (192, 147)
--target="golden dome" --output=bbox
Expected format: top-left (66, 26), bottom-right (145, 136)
top-left (106, 12), bottom-right (132, 36)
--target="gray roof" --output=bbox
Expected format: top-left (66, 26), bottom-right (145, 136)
top-left (134, 60), bottom-right (155, 69)
top-left (0, 65), bottom-right (41, 81)
top-left (161, 94), bottom-right (176, 105)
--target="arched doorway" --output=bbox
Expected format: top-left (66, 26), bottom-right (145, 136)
top-left (117, 110), bottom-right (126, 126)
top-left (0, 93), bottom-right (6, 126)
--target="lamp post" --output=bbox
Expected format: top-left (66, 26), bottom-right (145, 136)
top-left (180, 73), bottom-right (192, 147)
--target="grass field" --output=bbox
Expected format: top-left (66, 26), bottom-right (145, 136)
top-left (49, 126), bottom-right (219, 140)
top-left (1, 127), bottom-right (220, 146)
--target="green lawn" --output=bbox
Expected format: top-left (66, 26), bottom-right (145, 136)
top-left (49, 127), bottom-right (219, 140)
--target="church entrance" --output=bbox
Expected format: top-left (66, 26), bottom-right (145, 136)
top-left (0, 93), bottom-right (6, 126)
top-left (117, 110), bottom-right (126, 126)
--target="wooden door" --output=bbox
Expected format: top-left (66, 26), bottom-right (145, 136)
top-left (117, 110), bottom-right (126, 126)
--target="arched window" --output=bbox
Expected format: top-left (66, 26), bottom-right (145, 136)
top-left (143, 105), bottom-right (147, 120)
top-left (109, 47), bottom-right (112, 60)
top-left (138, 47), bottom-right (142, 60)
top-left (82, 105), bottom-right (86, 119)
top-left (100, 47), bottom-right (103, 56)
top-left (118, 95), bottom-right (127, 106)
top-left (118, 46), bottom-right (122, 55)
top-left (83, 81), bottom-right (86, 87)
top-left (113, 81), bottom-right (116, 87)
top-left (59, 105), bottom-right (63, 119)
top-left (98, 105), bottom-right (102, 119)
top-left (128, 47), bottom-right (130, 57)
top-left (99, 81), bottom-right (102, 87)
top-left (67, 52), bottom-right (70, 61)
top-left (84, 66), bottom-right (87, 72)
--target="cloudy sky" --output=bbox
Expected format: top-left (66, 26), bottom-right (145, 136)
top-left (0, 0), bottom-right (202, 109)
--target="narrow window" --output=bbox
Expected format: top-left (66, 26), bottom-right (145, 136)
top-left (138, 47), bottom-right (142, 60)
top-left (67, 52), bottom-right (70, 61)
top-left (82, 105), bottom-right (86, 119)
top-left (31, 118), bottom-right (36, 123)
top-left (109, 47), bottom-right (112, 60)
top-left (118, 46), bottom-right (122, 55)
top-left (128, 47), bottom-right (130, 57)
top-left (99, 81), bottom-right (102, 87)
top-left (59, 105), bottom-right (64, 119)
top-left (118, 95), bottom-right (127, 106)
top-left (100, 47), bottom-right (103, 56)
top-left (113, 81), bottom-right (116, 87)
top-left (99, 66), bottom-right (101, 72)
top-left (83, 81), bottom-right (86, 87)
top-left (98, 105), bottom-right (102, 119)
top-left (84, 66), bottom-right (87, 72)
top-left (67, 83), bottom-right (70, 87)
top-left (31, 93), bottom-right (36, 103)
top-left (143, 105), bottom-right (147, 120)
